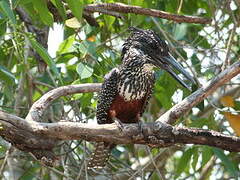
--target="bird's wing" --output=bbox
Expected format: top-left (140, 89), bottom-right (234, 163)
top-left (96, 68), bottom-right (120, 124)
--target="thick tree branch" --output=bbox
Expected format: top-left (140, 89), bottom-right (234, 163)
top-left (0, 111), bottom-right (240, 153)
top-left (0, 111), bottom-right (58, 166)
top-left (0, 61), bottom-right (239, 166)
top-left (158, 60), bottom-right (240, 124)
top-left (84, 3), bottom-right (211, 24)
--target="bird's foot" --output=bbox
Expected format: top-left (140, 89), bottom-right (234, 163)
top-left (132, 120), bottom-right (145, 140)
top-left (138, 120), bottom-right (144, 134)
top-left (147, 136), bottom-right (165, 147)
top-left (113, 117), bottom-right (124, 132)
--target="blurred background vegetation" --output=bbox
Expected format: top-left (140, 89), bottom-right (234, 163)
top-left (0, 0), bottom-right (239, 179)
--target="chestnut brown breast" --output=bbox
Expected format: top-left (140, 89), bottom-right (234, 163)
top-left (107, 95), bottom-right (146, 123)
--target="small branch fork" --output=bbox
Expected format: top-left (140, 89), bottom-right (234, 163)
top-left (0, 61), bottom-right (239, 166)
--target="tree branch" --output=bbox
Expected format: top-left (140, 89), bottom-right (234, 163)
top-left (84, 3), bottom-right (211, 24)
top-left (0, 111), bottom-right (240, 153)
top-left (0, 61), bottom-right (239, 166)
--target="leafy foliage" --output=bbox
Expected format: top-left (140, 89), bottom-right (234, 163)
top-left (0, 0), bottom-right (239, 179)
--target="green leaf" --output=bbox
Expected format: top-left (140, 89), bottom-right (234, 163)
top-left (65, 0), bottom-right (84, 21)
top-left (213, 148), bottom-right (238, 177)
top-left (80, 93), bottom-right (93, 110)
top-left (50, 0), bottom-right (67, 20)
top-left (198, 37), bottom-right (211, 49)
top-left (57, 35), bottom-right (75, 54)
top-left (190, 115), bottom-right (217, 130)
top-left (201, 146), bottom-right (213, 167)
top-left (196, 101), bottom-right (204, 112)
top-left (233, 100), bottom-right (240, 111)
top-left (0, 65), bottom-right (16, 85)
top-left (191, 147), bottom-right (199, 170)
top-left (18, 0), bottom-right (32, 5)
top-left (2, 86), bottom-right (14, 103)
top-left (20, 3), bottom-right (38, 22)
top-left (155, 86), bottom-right (172, 109)
top-left (77, 40), bottom-right (97, 58)
top-left (19, 164), bottom-right (40, 179)
top-left (175, 148), bottom-right (193, 178)
top-left (104, 15), bottom-right (116, 30)
top-left (174, 23), bottom-right (187, 40)
top-left (182, 0), bottom-right (198, 14)
top-left (32, 0), bottom-right (53, 26)
top-left (56, 53), bottom-right (76, 63)
top-left (11, 0), bottom-right (21, 8)
top-left (155, 71), bottom-right (177, 109)
top-left (76, 62), bottom-right (93, 79)
top-left (65, 17), bottom-right (81, 29)
top-left (191, 54), bottom-right (201, 74)
top-left (165, 0), bottom-right (178, 13)
top-left (0, 18), bottom-right (7, 36)
top-left (0, 0), bottom-right (16, 24)
top-left (131, 0), bottom-right (143, 6)
top-left (29, 38), bottom-right (62, 83)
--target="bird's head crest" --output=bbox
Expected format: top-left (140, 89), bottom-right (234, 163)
top-left (122, 27), bottom-right (169, 58)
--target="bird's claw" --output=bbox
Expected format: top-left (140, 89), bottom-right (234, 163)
top-left (132, 120), bottom-right (145, 140)
top-left (113, 117), bottom-right (124, 131)
top-left (138, 121), bottom-right (144, 135)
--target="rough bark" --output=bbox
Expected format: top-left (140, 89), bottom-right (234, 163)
top-left (0, 111), bottom-right (240, 152)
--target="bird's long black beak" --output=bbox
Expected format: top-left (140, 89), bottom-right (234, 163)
top-left (154, 53), bottom-right (195, 90)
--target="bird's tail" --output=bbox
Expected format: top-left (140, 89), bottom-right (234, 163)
top-left (88, 142), bottom-right (114, 168)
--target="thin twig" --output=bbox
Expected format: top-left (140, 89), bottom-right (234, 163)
top-left (177, 0), bottom-right (183, 14)
top-left (221, 24), bottom-right (237, 71)
top-left (0, 149), bottom-right (10, 177)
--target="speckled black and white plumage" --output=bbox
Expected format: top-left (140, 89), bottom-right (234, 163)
top-left (96, 51), bottom-right (156, 125)
top-left (96, 68), bottom-right (120, 125)
top-left (88, 27), bottom-right (187, 169)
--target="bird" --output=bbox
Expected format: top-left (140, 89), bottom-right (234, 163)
top-left (88, 27), bottom-right (195, 168)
